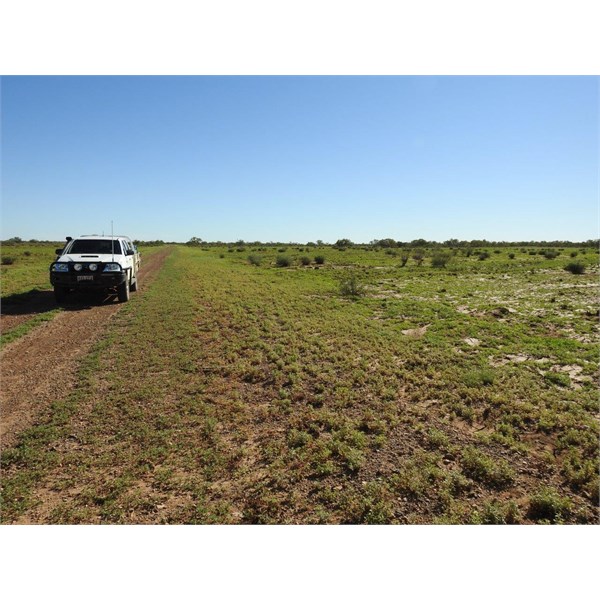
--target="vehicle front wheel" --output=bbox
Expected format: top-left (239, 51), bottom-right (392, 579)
top-left (54, 285), bottom-right (67, 303)
top-left (117, 279), bottom-right (130, 302)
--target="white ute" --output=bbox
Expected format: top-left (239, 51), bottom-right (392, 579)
top-left (50, 235), bottom-right (141, 303)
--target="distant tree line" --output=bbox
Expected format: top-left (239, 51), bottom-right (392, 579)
top-left (369, 238), bottom-right (599, 249)
top-left (134, 240), bottom-right (171, 246)
top-left (2, 235), bottom-right (598, 248)
top-left (181, 237), bottom-right (598, 248)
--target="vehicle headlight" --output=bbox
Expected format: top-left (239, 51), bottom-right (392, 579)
top-left (74, 263), bottom-right (83, 271)
top-left (89, 263), bottom-right (98, 272)
top-left (103, 263), bottom-right (122, 272)
top-left (53, 263), bottom-right (69, 272)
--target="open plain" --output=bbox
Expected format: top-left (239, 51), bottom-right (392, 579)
top-left (1, 243), bottom-right (598, 524)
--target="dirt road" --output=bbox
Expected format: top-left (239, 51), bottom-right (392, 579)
top-left (0, 249), bottom-right (171, 450)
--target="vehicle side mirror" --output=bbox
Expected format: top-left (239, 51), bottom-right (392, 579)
top-left (55, 248), bottom-right (63, 255)
top-left (126, 249), bottom-right (135, 256)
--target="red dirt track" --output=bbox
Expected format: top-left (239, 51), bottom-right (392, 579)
top-left (0, 249), bottom-right (171, 450)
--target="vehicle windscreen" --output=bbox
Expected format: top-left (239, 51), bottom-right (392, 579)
top-left (68, 240), bottom-right (122, 254)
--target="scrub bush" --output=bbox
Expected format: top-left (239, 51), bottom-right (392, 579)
top-left (248, 254), bottom-right (262, 266)
top-left (276, 255), bottom-right (292, 267)
top-left (339, 275), bottom-right (365, 298)
top-left (564, 262), bottom-right (585, 274)
top-left (431, 252), bottom-right (451, 268)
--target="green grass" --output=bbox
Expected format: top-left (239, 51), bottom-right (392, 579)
top-left (1, 244), bottom-right (598, 523)
top-left (1, 242), bottom-right (59, 298)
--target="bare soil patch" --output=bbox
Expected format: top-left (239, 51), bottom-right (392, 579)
top-left (0, 249), bottom-right (171, 450)
top-left (401, 324), bottom-right (430, 338)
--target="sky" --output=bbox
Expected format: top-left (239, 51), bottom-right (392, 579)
top-left (1, 76), bottom-right (598, 243)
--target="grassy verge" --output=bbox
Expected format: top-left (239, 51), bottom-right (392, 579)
top-left (1, 243), bottom-right (59, 297)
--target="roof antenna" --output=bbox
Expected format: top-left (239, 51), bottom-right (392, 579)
top-left (111, 220), bottom-right (114, 262)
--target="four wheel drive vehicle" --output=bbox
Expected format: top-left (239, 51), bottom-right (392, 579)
top-left (50, 235), bottom-right (141, 303)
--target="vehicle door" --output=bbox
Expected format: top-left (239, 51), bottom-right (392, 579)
top-left (121, 240), bottom-right (135, 279)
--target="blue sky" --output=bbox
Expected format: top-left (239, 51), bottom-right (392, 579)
top-left (1, 76), bottom-right (597, 243)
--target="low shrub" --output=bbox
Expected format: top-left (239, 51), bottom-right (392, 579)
top-left (425, 427), bottom-right (450, 450)
top-left (544, 371), bottom-right (570, 387)
top-left (276, 255), bottom-right (292, 267)
top-left (1, 256), bottom-right (16, 265)
top-left (247, 254), bottom-right (262, 266)
top-left (314, 255), bottom-right (325, 265)
top-left (564, 262), bottom-right (585, 275)
top-left (287, 429), bottom-right (312, 448)
top-left (300, 256), bottom-right (311, 266)
top-left (562, 450), bottom-right (598, 491)
top-left (412, 250), bottom-right (425, 266)
top-left (508, 253), bottom-right (515, 259)
top-left (464, 369), bottom-right (495, 387)
top-left (471, 500), bottom-right (521, 524)
top-left (478, 251), bottom-right (490, 261)
top-left (339, 275), bottom-right (365, 298)
top-left (431, 252), bottom-right (451, 268)
top-left (527, 487), bottom-right (571, 523)
top-left (460, 446), bottom-right (515, 487)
